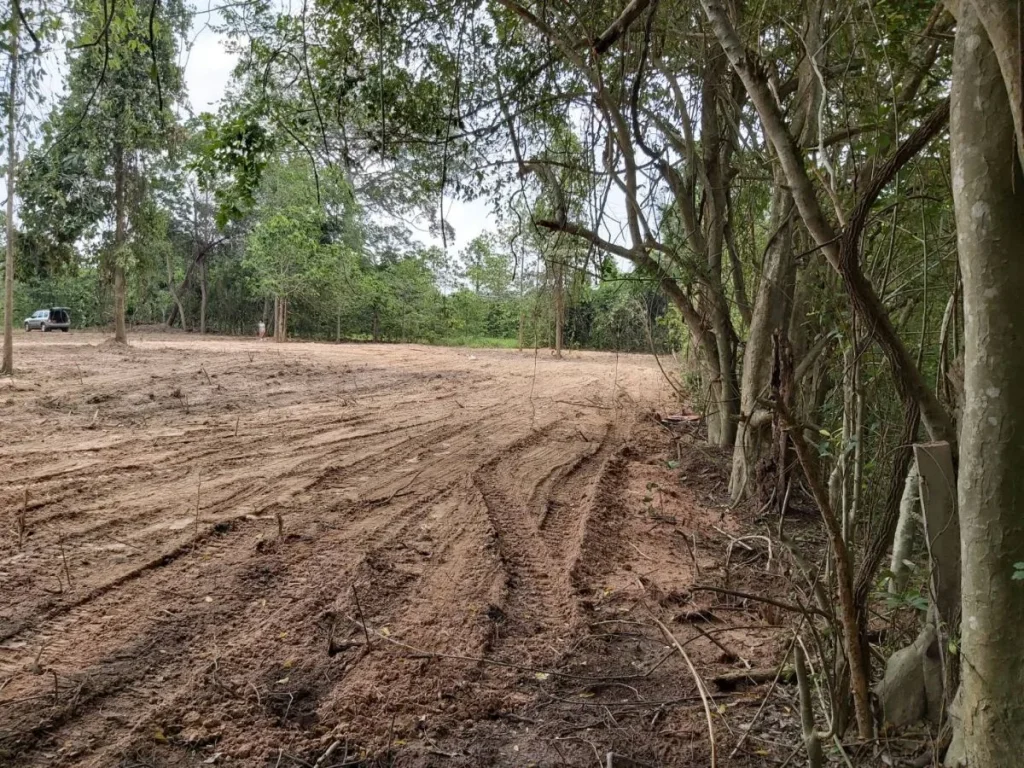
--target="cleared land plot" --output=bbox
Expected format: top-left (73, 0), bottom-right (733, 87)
top-left (1, 332), bottom-right (785, 767)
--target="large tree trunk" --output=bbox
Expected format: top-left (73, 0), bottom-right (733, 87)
top-left (729, 181), bottom-right (796, 501)
top-left (113, 147), bottom-right (128, 344)
top-left (2, 7), bottom-right (18, 376)
top-left (951, 6), bottom-right (1024, 764)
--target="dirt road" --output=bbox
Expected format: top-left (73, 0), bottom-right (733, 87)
top-left (0, 332), bottom-right (778, 767)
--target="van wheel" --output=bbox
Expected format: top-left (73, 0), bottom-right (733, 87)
top-left (62, 328), bottom-right (69, 333)
top-left (41, 325), bottom-right (48, 333)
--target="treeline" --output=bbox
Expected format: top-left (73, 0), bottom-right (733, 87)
top-left (7, 179), bottom-right (674, 353)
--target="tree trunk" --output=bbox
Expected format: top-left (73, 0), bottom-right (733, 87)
top-left (274, 295), bottom-right (287, 343)
top-left (199, 258), bottom-right (208, 335)
top-left (700, 0), bottom-right (956, 448)
top-left (336, 304), bottom-right (342, 342)
top-left (951, 7), bottom-right (1024, 764)
top-left (888, 461), bottom-right (921, 594)
top-left (730, 182), bottom-right (796, 501)
top-left (2, 7), bottom-right (18, 376)
top-left (553, 260), bottom-right (564, 358)
top-left (113, 147), bottom-right (128, 344)
top-left (166, 249), bottom-right (187, 331)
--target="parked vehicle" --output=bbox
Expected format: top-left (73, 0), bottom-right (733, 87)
top-left (24, 308), bottom-right (71, 332)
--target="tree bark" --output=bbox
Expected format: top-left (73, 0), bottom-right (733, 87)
top-left (963, 0), bottom-right (1024, 170)
top-left (166, 249), bottom-right (187, 331)
top-left (2, 5), bottom-right (18, 376)
top-left (199, 257), bottom-right (208, 335)
top-left (951, 6), bottom-right (1024, 764)
top-left (113, 147), bottom-right (128, 344)
top-left (888, 461), bottom-right (921, 594)
top-left (553, 260), bottom-right (564, 358)
top-left (730, 180), bottom-right (796, 501)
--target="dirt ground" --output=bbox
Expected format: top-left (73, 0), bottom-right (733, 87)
top-left (0, 330), bottom-right (795, 767)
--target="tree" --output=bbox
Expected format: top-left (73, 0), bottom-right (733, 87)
top-left (3, 0), bottom-right (55, 373)
top-left (20, 0), bottom-right (188, 342)
top-left (2, 2), bottom-right (19, 375)
top-left (243, 159), bottom-right (352, 342)
top-left (950, 2), bottom-right (1024, 763)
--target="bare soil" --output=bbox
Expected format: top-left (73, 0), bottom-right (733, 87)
top-left (0, 331), bottom-right (793, 767)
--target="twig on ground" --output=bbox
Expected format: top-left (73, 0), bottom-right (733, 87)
top-left (729, 631), bottom-right (800, 759)
top-left (385, 469), bottom-right (423, 503)
top-left (677, 530), bottom-right (703, 577)
top-left (690, 622), bottom-right (749, 667)
top-left (193, 471), bottom-right (202, 547)
top-left (691, 585), bottom-right (828, 618)
top-left (351, 585), bottom-right (372, 649)
top-left (650, 615), bottom-right (718, 768)
top-left (386, 713), bottom-right (396, 766)
top-left (16, 488), bottom-right (28, 549)
top-left (57, 526), bottom-right (72, 588)
top-left (314, 739), bottom-right (341, 767)
top-left (628, 542), bottom-right (653, 561)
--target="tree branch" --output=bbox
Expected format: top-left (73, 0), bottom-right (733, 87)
top-left (592, 0), bottom-right (653, 54)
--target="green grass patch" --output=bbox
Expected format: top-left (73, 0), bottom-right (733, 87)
top-left (434, 336), bottom-right (521, 349)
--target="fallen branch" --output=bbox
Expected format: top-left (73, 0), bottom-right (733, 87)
top-left (690, 585), bottom-right (828, 618)
top-left (651, 615), bottom-right (718, 768)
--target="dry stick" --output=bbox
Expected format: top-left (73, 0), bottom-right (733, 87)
top-left (795, 642), bottom-right (824, 768)
top-left (651, 615), bottom-right (717, 768)
top-left (193, 472), bottom-right (202, 548)
top-left (234, 415), bottom-right (240, 437)
top-left (57, 526), bottom-right (72, 589)
top-left (383, 469), bottom-right (423, 503)
top-left (729, 630), bottom-right (801, 760)
top-left (690, 585), bottom-right (829, 619)
top-left (16, 488), bottom-right (28, 549)
top-left (351, 586), bottom-right (372, 649)
top-left (200, 365), bottom-right (212, 386)
top-left (628, 541), bottom-right (653, 561)
top-left (386, 713), bottom-right (397, 766)
top-left (690, 621), bottom-right (749, 668)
